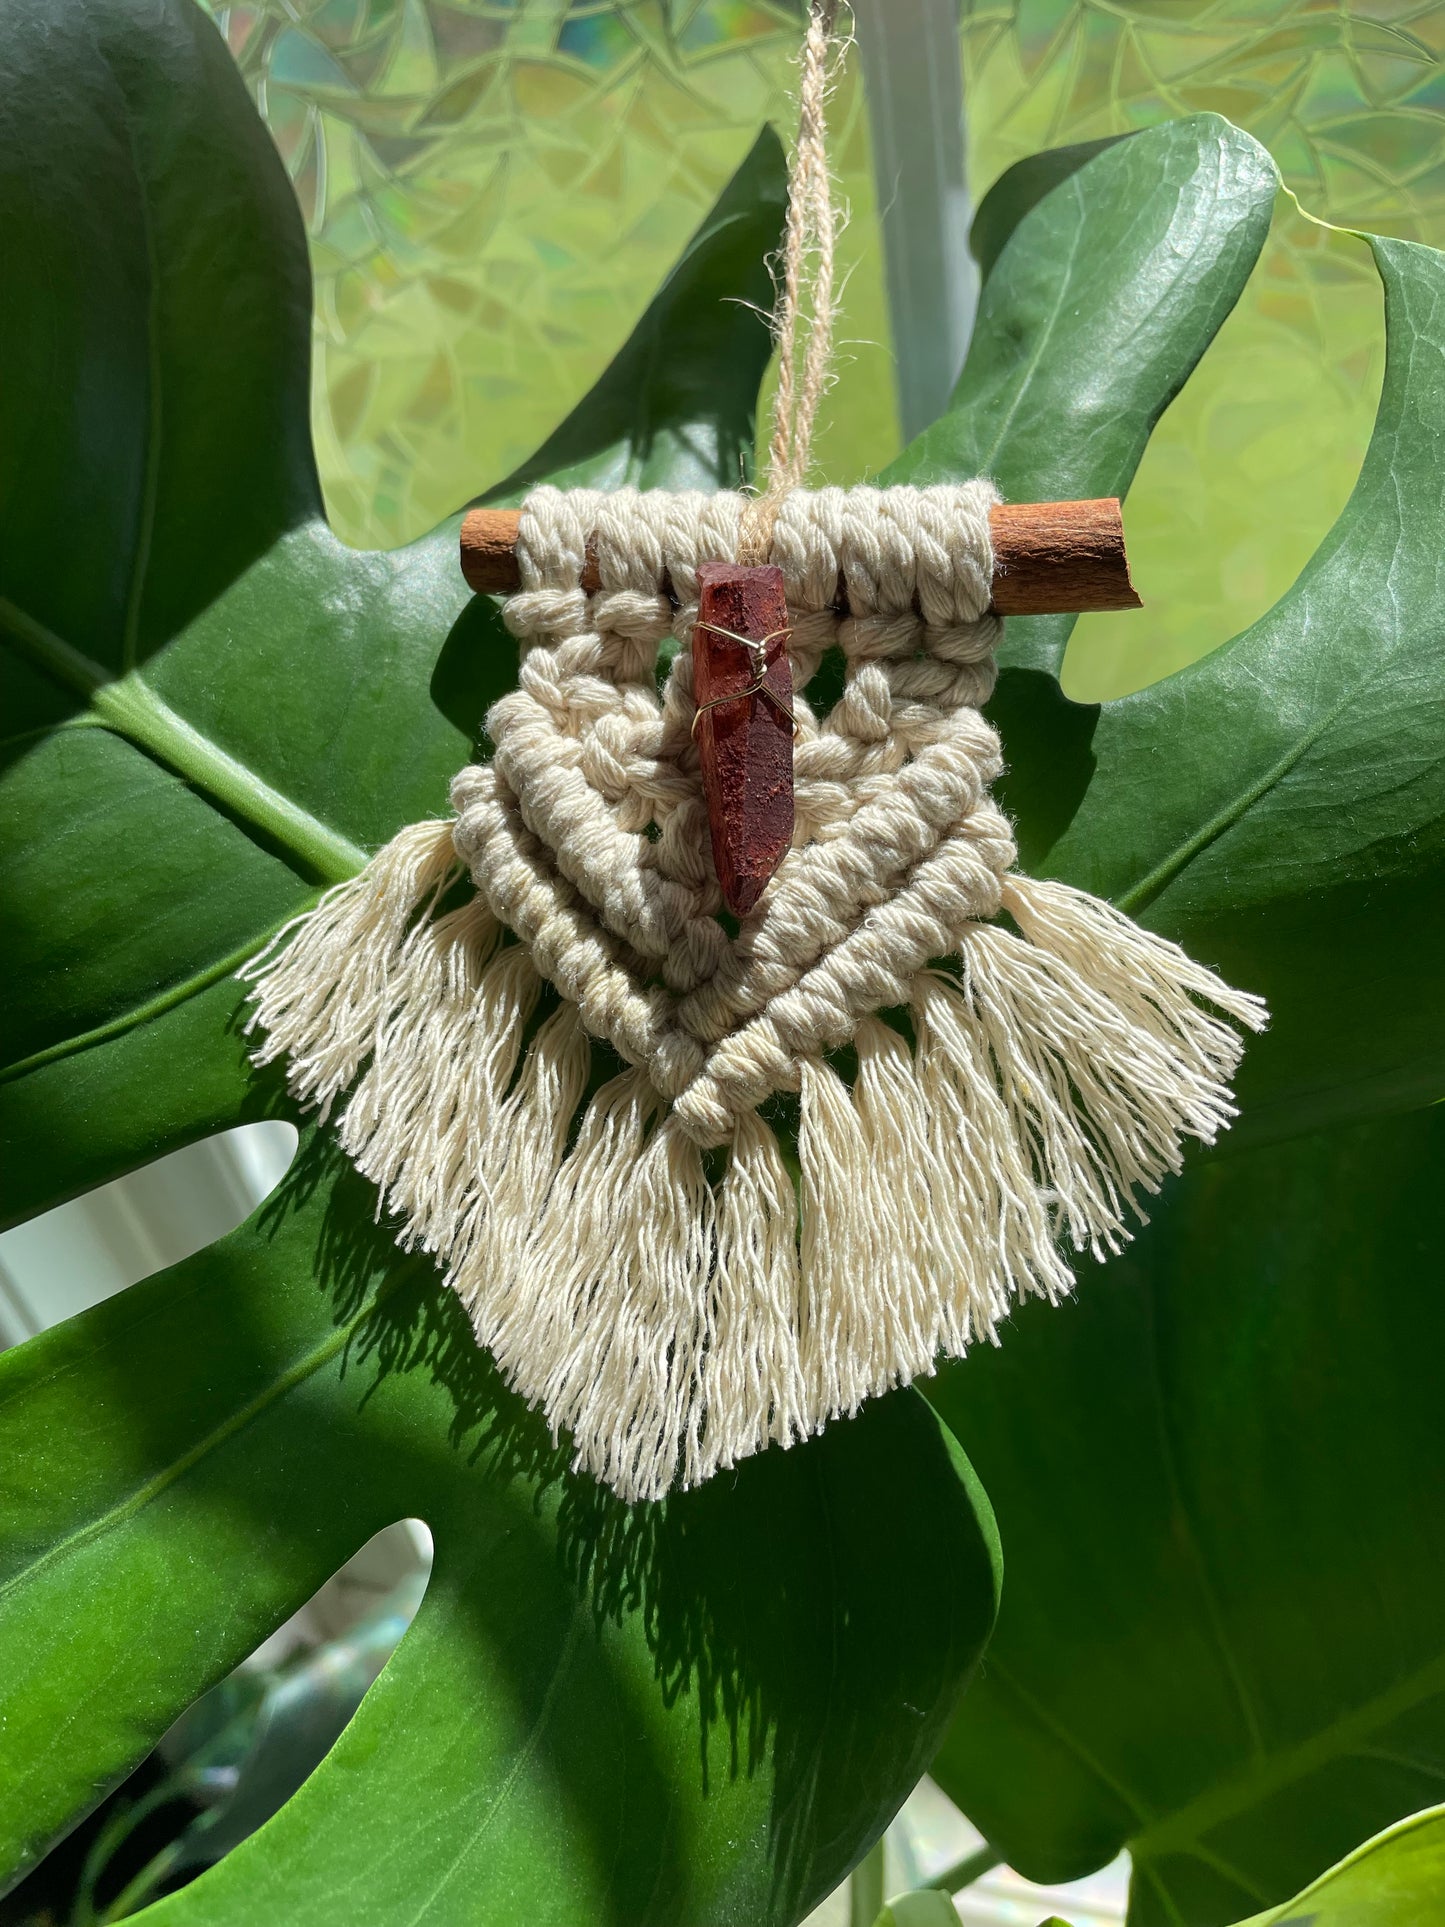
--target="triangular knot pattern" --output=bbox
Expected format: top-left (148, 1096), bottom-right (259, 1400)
top-left (245, 483), bottom-right (1266, 1502)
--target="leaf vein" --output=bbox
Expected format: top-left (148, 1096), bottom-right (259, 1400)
top-left (0, 907), bottom-right (313, 1086)
top-left (1131, 1649), bottom-right (1445, 1861)
top-left (0, 1298), bottom-right (372, 1613)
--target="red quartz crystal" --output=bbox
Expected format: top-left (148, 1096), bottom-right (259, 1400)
top-left (692, 562), bottom-right (795, 917)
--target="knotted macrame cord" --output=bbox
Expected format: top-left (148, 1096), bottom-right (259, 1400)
top-left (242, 3), bottom-right (1267, 1503)
top-left (246, 483), bottom-right (1265, 1500)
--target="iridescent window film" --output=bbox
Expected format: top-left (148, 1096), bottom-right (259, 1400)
top-left (205, 1), bottom-right (893, 550)
top-left (207, 1), bottom-right (1445, 697)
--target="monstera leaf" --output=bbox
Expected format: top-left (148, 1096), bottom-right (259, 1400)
top-left (887, 124), bottom-right (1445, 1924)
top-left (928, 1102), bottom-right (1445, 1925)
top-left (0, 2), bottom-right (1000, 1920)
top-left (1234, 1802), bottom-right (1445, 1926)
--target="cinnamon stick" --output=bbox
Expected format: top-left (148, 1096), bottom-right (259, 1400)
top-left (459, 497), bottom-right (1140, 617)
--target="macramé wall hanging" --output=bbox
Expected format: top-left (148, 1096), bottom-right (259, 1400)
top-left (246, 0), bottom-right (1267, 1503)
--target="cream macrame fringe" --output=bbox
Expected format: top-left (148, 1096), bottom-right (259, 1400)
top-left (244, 818), bottom-right (1265, 1502)
top-left (243, 6), bottom-right (1266, 1501)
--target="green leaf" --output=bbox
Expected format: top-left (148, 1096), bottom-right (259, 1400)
top-left (0, 0), bottom-right (319, 734)
top-left (1037, 228), bottom-right (1445, 1144)
top-left (927, 1100), bottom-right (1445, 1924)
top-left (0, 0), bottom-right (473, 1226)
top-left (885, 115), bottom-right (1278, 965)
top-left (0, 0), bottom-right (1002, 1915)
top-left (1232, 1803), bottom-right (1445, 1926)
top-left (896, 116), bottom-right (1445, 1146)
top-left (969, 135), bottom-right (1123, 284)
top-left (888, 115), bottom-right (1279, 680)
top-left (896, 115), bottom-right (1445, 1924)
top-left (0, 1138), bottom-right (1000, 1923)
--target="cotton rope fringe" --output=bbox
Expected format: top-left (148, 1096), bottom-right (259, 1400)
top-left (243, 482), bottom-right (1267, 1501)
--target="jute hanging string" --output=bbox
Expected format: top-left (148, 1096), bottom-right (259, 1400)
top-left (736, 0), bottom-right (841, 565)
top-left (245, 2), bottom-right (1266, 1504)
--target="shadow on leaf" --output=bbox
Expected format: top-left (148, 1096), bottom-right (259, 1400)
top-left (241, 1131), bottom-right (995, 1924)
top-left (987, 666), bottom-right (1099, 870)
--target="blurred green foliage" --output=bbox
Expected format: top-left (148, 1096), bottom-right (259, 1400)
top-left (204, 0), bottom-right (1445, 696)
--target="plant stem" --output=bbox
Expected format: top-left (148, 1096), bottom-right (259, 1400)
top-left (849, 1836), bottom-right (888, 1927)
top-left (926, 1842), bottom-right (1005, 1893)
top-left (0, 593), bottom-right (367, 887)
top-left (95, 676), bottom-right (365, 886)
top-left (69, 1784), bottom-right (183, 1927)
top-left (97, 1837), bottom-right (188, 1924)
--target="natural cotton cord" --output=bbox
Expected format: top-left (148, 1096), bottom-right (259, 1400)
top-left (244, 484), bottom-right (1266, 1502)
